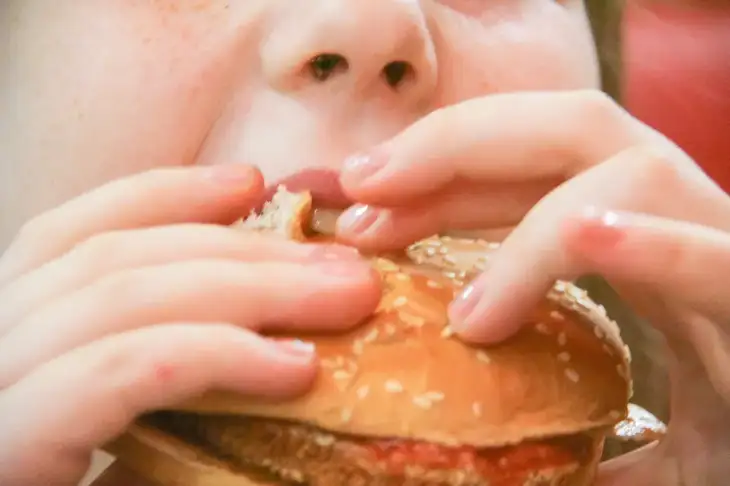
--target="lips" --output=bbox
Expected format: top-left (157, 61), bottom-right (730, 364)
top-left (260, 168), bottom-right (353, 211)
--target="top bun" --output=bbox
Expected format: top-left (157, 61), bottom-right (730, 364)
top-left (177, 188), bottom-right (632, 448)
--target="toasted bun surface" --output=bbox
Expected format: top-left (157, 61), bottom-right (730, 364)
top-left (176, 188), bottom-right (632, 449)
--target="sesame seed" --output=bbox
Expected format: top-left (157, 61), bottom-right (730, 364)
top-left (377, 258), bottom-right (399, 272)
top-left (476, 351), bottom-right (491, 364)
top-left (393, 296), bottom-right (408, 308)
top-left (535, 322), bottom-right (551, 334)
top-left (314, 434), bottom-right (336, 447)
top-left (424, 391), bottom-right (445, 401)
top-left (340, 408), bottom-right (353, 423)
top-left (444, 255), bottom-right (457, 264)
top-left (426, 248), bottom-right (437, 257)
top-left (352, 341), bottom-right (364, 355)
top-left (557, 332), bottom-right (567, 346)
top-left (564, 368), bottom-right (580, 383)
top-left (395, 273), bottom-right (411, 281)
top-left (333, 370), bottom-right (351, 381)
top-left (362, 328), bottom-right (379, 343)
top-left (400, 312), bottom-right (426, 328)
top-left (385, 380), bottom-right (404, 393)
top-left (472, 402), bottom-right (483, 417)
top-left (288, 470), bottom-right (305, 483)
top-left (321, 359), bottom-right (338, 369)
top-left (345, 359), bottom-right (358, 373)
top-left (488, 242), bottom-right (500, 250)
top-left (550, 311), bottom-right (565, 321)
top-left (356, 385), bottom-right (370, 399)
top-left (384, 324), bottom-right (396, 336)
top-left (426, 280), bottom-right (443, 289)
top-left (413, 396), bottom-right (433, 409)
top-left (441, 326), bottom-right (454, 338)
top-left (557, 352), bottom-right (571, 362)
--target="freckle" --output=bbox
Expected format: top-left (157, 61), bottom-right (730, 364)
top-left (154, 364), bottom-right (175, 383)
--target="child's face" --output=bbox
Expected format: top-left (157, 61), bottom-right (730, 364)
top-left (1, 0), bottom-right (597, 243)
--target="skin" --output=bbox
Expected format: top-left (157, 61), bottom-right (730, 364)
top-left (0, 0), bottom-right (727, 485)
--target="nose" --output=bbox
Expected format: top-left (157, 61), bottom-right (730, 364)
top-left (262, 1), bottom-right (438, 102)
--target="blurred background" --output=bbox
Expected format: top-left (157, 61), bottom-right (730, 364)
top-left (624, 0), bottom-right (730, 192)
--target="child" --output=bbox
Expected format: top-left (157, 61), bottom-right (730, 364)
top-left (0, 1), bottom-right (728, 484)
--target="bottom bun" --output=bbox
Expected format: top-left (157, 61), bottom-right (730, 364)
top-left (106, 418), bottom-right (605, 486)
top-left (105, 424), bottom-right (285, 486)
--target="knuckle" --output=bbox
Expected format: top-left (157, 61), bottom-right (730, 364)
top-left (573, 89), bottom-right (625, 130)
top-left (628, 145), bottom-right (684, 194)
top-left (69, 231), bottom-right (127, 271)
top-left (92, 267), bottom-right (148, 310)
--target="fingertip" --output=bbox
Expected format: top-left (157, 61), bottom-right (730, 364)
top-left (449, 306), bottom-right (524, 345)
top-left (203, 164), bottom-right (264, 190)
top-left (448, 277), bottom-right (523, 345)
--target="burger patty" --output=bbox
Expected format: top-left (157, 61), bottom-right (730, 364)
top-left (144, 412), bottom-right (595, 486)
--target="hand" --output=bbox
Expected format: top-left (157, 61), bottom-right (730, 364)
top-left (0, 165), bottom-right (381, 486)
top-left (336, 90), bottom-right (730, 485)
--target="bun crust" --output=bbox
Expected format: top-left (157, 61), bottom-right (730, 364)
top-left (177, 189), bottom-right (633, 448)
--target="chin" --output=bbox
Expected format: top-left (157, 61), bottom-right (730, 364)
top-left (106, 188), bottom-right (662, 486)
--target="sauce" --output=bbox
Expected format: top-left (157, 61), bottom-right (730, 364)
top-left (366, 435), bottom-right (592, 485)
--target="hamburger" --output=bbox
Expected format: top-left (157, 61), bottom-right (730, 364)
top-left (104, 188), bottom-right (664, 486)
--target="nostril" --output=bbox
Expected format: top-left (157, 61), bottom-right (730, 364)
top-left (382, 61), bottom-right (414, 90)
top-left (308, 53), bottom-right (349, 82)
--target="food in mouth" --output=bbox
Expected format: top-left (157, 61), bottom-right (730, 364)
top-left (106, 187), bottom-right (664, 486)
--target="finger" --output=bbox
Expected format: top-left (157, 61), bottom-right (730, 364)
top-left (0, 259), bottom-right (380, 386)
top-left (562, 209), bottom-right (730, 318)
top-left (341, 90), bottom-right (645, 204)
top-left (449, 205), bottom-right (730, 344)
top-left (336, 181), bottom-right (551, 250)
top-left (0, 165), bottom-right (264, 286)
top-left (0, 323), bottom-right (318, 485)
top-left (0, 224), bottom-right (361, 332)
top-left (446, 146), bottom-right (730, 343)
top-left (595, 443), bottom-right (666, 486)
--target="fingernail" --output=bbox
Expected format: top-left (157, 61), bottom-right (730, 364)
top-left (316, 261), bottom-right (374, 279)
top-left (337, 204), bottom-right (385, 235)
top-left (306, 244), bottom-right (362, 261)
top-left (203, 165), bottom-right (257, 185)
top-left (342, 149), bottom-right (388, 185)
top-left (273, 339), bottom-right (316, 357)
top-left (448, 277), bottom-right (489, 332)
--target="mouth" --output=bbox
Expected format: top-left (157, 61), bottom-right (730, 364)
top-left (261, 169), bottom-right (353, 211)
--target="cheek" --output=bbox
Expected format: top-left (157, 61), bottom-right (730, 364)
top-left (2, 1), bottom-right (261, 235)
top-left (429, 5), bottom-right (598, 105)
